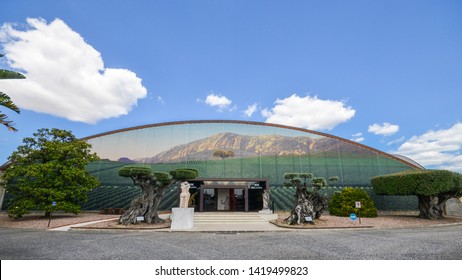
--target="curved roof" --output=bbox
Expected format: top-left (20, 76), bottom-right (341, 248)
top-left (392, 154), bottom-right (425, 170)
top-left (82, 119), bottom-right (423, 170)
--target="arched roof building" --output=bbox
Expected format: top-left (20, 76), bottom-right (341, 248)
top-left (79, 120), bottom-right (422, 212)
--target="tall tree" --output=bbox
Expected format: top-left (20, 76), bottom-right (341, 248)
top-left (372, 170), bottom-right (462, 220)
top-left (1, 128), bottom-right (100, 218)
top-left (118, 166), bottom-right (198, 225)
top-left (283, 172), bottom-right (338, 225)
top-left (0, 53), bottom-right (25, 132)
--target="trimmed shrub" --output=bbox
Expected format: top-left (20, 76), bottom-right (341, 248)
top-left (329, 187), bottom-right (378, 217)
top-left (169, 169), bottom-right (198, 181)
top-left (118, 166), bottom-right (152, 177)
top-left (371, 169), bottom-right (462, 196)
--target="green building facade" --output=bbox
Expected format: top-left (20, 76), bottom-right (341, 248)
top-left (78, 120), bottom-right (422, 212)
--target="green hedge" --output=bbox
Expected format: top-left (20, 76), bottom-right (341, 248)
top-left (371, 169), bottom-right (462, 196)
top-left (328, 187), bottom-right (378, 217)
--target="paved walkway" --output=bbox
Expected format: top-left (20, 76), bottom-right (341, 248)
top-left (49, 217), bottom-right (120, 231)
top-left (50, 212), bottom-right (291, 232)
top-left (49, 212), bottom-right (462, 232)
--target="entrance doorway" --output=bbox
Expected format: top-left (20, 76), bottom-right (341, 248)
top-left (202, 188), bottom-right (245, 211)
top-left (190, 178), bottom-right (268, 212)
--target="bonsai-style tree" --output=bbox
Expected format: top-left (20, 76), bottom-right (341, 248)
top-left (1, 53), bottom-right (25, 132)
top-left (118, 166), bottom-right (198, 225)
top-left (371, 170), bottom-right (462, 220)
top-left (283, 172), bottom-right (338, 225)
top-left (1, 128), bottom-right (100, 218)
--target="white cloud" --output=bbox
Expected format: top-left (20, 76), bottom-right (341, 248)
top-left (350, 132), bottom-right (364, 143)
top-left (204, 93), bottom-right (232, 111)
top-left (396, 122), bottom-right (462, 172)
top-left (261, 108), bottom-right (272, 118)
top-left (387, 136), bottom-right (405, 146)
top-left (0, 18), bottom-right (147, 124)
top-left (243, 103), bottom-right (258, 118)
top-left (261, 94), bottom-right (355, 130)
top-left (438, 155), bottom-right (462, 173)
top-left (368, 122), bottom-right (399, 136)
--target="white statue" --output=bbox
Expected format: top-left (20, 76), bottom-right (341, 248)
top-left (262, 189), bottom-right (269, 209)
top-left (221, 195), bottom-right (230, 210)
top-left (179, 181), bottom-right (190, 208)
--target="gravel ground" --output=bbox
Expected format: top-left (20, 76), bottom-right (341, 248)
top-left (1, 210), bottom-right (462, 230)
top-left (0, 211), bottom-right (120, 230)
top-left (274, 212), bottom-right (462, 229)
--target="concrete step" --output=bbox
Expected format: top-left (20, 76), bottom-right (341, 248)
top-left (193, 212), bottom-right (276, 224)
top-left (194, 219), bottom-right (268, 224)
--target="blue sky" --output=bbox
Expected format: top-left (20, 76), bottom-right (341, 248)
top-left (1, 0), bottom-right (461, 172)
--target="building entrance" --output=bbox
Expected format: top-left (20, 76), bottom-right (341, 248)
top-left (202, 188), bottom-right (245, 211)
top-left (189, 178), bottom-right (268, 212)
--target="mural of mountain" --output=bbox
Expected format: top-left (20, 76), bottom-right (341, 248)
top-left (136, 132), bottom-right (365, 163)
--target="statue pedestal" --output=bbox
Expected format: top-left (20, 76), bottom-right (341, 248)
top-left (259, 208), bottom-right (273, 214)
top-left (170, 207), bottom-right (194, 230)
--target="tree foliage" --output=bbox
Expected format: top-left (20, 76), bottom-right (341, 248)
top-left (1, 128), bottom-right (100, 218)
top-left (0, 53), bottom-right (25, 132)
top-left (118, 166), bottom-right (198, 225)
top-left (371, 170), bottom-right (462, 219)
top-left (0, 69), bottom-right (26, 79)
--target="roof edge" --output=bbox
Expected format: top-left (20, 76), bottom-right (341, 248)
top-left (78, 119), bottom-right (424, 171)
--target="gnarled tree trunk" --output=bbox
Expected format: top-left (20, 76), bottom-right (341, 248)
top-left (119, 181), bottom-right (168, 225)
top-left (310, 192), bottom-right (329, 219)
top-left (149, 185), bottom-right (168, 223)
top-left (285, 196), bottom-right (314, 225)
top-left (117, 167), bottom-right (198, 225)
top-left (417, 193), bottom-right (454, 220)
top-left (284, 182), bottom-right (329, 225)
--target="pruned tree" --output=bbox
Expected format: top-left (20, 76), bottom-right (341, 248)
top-left (283, 173), bottom-right (338, 225)
top-left (1, 128), bottom-right (100, 218)
top-left (118, 166), bottom-right (198, 225)
top-left (371, 169), bottom-right (462, 220)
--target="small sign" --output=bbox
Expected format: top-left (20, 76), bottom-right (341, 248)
top-left (355, 201), bottom-right (361, 208)
top-left (250, 183), bottom-right (263, 190)
top-left (350, 213), bottom-right (357, 221)
top-left (52, 201), bottom-right (57, 207)
top-left (304, 216), bottom-right (313, 222)
top-left (136, 216), bottom-right (144, 222)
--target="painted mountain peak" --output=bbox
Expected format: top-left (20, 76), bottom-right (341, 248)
top-left (131, 132), bottom-right (365, 163)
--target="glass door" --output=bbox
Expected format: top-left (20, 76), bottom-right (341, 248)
top-left (203, 188), bottom-right (216, 211)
